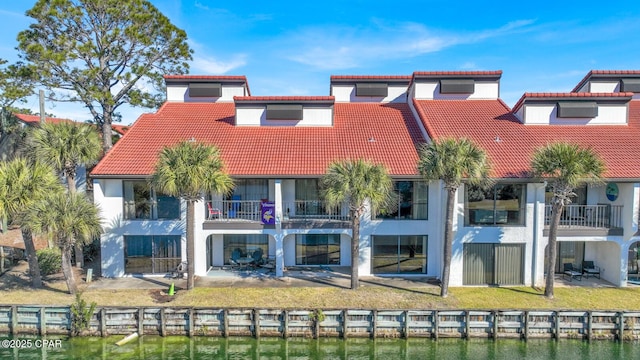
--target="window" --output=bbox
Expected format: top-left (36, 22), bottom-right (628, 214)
top-left (466, 184), bottom-right (525, 226)
top-left (296, 234), bottom-right (340, 265)
top-left (372, 235), bottom-right (427, 274)
top-left (124, 235), bottom-right (181, 274)
top-left (223, 234), bottom-right (269, 265)
top-left (374, 181), bottom-right (428, 220)
top-left (228, 179), bottom-right (269, 201)
top-left (123, 181), bottom-right (180, 220)
top-left (266, 104), bottom-right (303, 120)
top-left (295, 179), bottom-right (323, 216)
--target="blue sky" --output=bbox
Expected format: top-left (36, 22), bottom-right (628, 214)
top-left (1, 1), bottom-right (640, 124)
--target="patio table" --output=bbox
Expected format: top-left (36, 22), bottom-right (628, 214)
top-left (236, 257), bottom-right (255, 270)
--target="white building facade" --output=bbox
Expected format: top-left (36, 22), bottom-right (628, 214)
top-left (92, 70), bottom-right (640, 287)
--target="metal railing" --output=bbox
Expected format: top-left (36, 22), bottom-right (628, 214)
top-left (283, 200), bottom-right (349, 221)
top-left (206, 200), bottom-right (263, 222)
top-left (544, 204), bottom-right (623, 228)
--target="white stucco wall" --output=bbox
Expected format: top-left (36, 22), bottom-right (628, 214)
top-left (235, 106), bottom-right (333, 126)
top-left (448, 183), bottom-right (544, 287)
top-left (331, 84), bottom-right (408, 103)
top-left (166, 84), bottom-right (246, 102)
top-left (413, 81), bottom-right (499, 100)
top-left (520, 104), bottom-right (627, 125)
top-left (587, 81), bottom-right (619, 93)
top-left (95, 178), bottom-right (186, 277)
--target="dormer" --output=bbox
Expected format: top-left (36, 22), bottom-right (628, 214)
top-left (234, 96), bottom-right (335, 126)
top-left (330, 76), bottom-right (411, 103)
top-left (512, 93), bottom-right (633, 125)
top-left (410, 71), bottom-right (501, 100)
top-left (573, 71), bottom-right (640, 100)
top-left (164, 75), bottom-right (250, 102)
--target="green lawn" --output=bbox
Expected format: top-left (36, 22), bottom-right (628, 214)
top-left (2, 284), bottom-right (640, 310)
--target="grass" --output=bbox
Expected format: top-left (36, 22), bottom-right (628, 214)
top-left (3, 283), bottom-right (640, 310)
top-left (3, 262), bottom-right (640, 310)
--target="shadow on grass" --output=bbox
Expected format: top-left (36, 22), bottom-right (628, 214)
top-left (0, 271), bottom-right (71, 294)
top-left (360, 278), bottom-right (441, 296)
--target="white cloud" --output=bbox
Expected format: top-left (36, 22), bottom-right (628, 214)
top-left (283, 20), bottom-right (536, 70)
top-left (460, 62), bottom-right (478, 70)
top-left (187, 39), bottom-right (247, 74)
top-left (191, 54), bottom-right (247, 74)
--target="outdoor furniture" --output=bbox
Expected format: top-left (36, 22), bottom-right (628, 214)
top-left (171, 261), bottom-right (187, 279)
top-left (229, 248), bottom-right (243, 269)
top-left (563, 263), bottom-right (582, 282)
top-left (261, 257), bottom-right (276, 273)
top-left (251, 248), bottom-right (265, 266)
top-left (582, 261), bottom-right (601, 279)
top-left (236, 257), bottom-right (255, 270)
top-left (207, 203), bottom-right (221, 219)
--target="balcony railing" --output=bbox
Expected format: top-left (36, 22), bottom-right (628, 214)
top-left (283, 200), bottom-right (349, 221)
top-left (544, 204), bottom-right (623, 229)
top-left (206, 200), bottom-right (263, 222)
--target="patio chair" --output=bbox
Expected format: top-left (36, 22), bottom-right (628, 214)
top-left (563, 263), bottom-right (582, 282)
top-left (582, 261), bottom-right (601, 279)
top-left (229, 248), bottom-right (242, 269)
top-left (171, 261), bottom-right (187, 279)
top-left (251, 248), bottom-right (265, 266)
top-left (207, 203), bottom-right (222, 219)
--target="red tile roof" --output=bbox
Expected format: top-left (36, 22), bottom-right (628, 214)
top-left (572, 70), bottom-right (640, 92)
top-left (91, 102), bottom-right (425, 177)
top-left (512, 92), bottom-right (633, 112)
top-left (164, 75), bottom-right (248, 81)
top-left (14, 114), bottom-right (73, 125)
top-left (111, 124), bottom-right (130, 135)
top-left (331, 75), bottom-right (412, 80)
top-left (234, 96), bottom-right (334, 102)
top-left (413, 71), bottom-right (503, 76)
top-left (414, 99), bottom-right (640, 178)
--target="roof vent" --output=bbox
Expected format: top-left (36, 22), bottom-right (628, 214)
top-left (266, 104), bottom-right (303, 120)
top-left (189, 83), bottom-right (222, 97)
top-left (355, 83), bottom-right (388, 97)
top-left (439, 79), bottom-right (475, 94)
top-left (556, 101), bottom-right (598, 118)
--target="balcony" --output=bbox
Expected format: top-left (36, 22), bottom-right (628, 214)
top-left (205, 200), bottom-right (264, 221)
top-left (543, 204), bottom-right (623, 236)
top-left (283, 200), bottom-right (349, 229)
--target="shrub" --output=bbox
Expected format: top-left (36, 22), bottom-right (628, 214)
top-left (70, 293), bottom-right (97, 336)
top-left (37, 248), bottom-right (61, 276)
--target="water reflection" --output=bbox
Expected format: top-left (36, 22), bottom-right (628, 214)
top-left (0, 336), bottom-right (637, 359)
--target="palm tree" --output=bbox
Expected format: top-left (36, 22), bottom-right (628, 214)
top-left (26, 121), bottom-right (102, 267)
top-left (321, 159), bottom-right (393, 290)
top-left (418, 138), bottom-right (490, 298)
top-left (151, 140), bottom-right (233, 290)
top-left (23, 191), bottom-right (102, 294)
top-left (0, 158), bottom-right (63, 288)
top-left (531, 142), bottom-right (604, 299)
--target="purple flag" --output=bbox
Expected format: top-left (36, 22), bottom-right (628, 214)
top-left (261, 202), bottom-right (276, 225)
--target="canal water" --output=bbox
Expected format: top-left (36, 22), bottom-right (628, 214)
top-left (1, 336), bottom-right (639, 359)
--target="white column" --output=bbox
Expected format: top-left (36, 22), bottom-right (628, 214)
top-left (193, 198), bottom-right (208, 276)
top-left (274, 180), bottom-right (284, 277)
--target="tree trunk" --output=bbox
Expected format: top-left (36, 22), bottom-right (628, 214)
top-left (441, 188), bottom-right (457, 298)
top-left (350, 212), bottom-right (361, 290)
top-left (21, 228), bottom-right (42, 288)
top-left (186, 200), bottom-right (196, 290)
top-left (61, 246), bottom-right (78, 294)
top-left (101, 109), bottom-right (113, 154)
top-left (544, 201), bottom-right (563, 299)
top-left (67, 175), bottom-right (84, 269)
